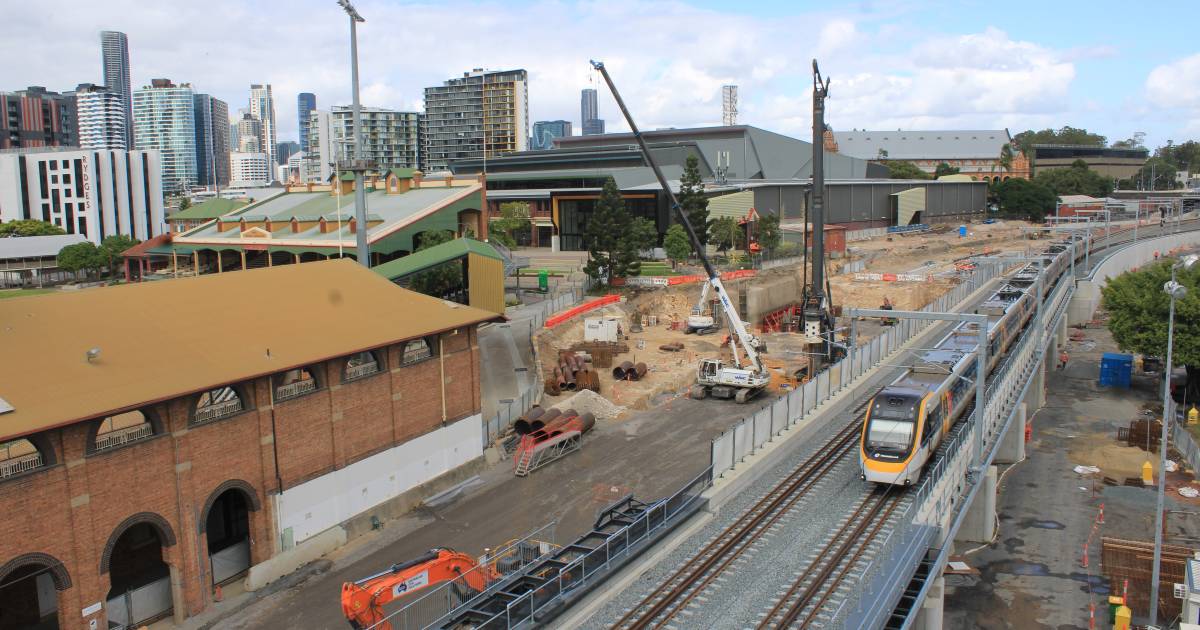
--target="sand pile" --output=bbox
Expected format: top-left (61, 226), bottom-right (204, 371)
top-left (551, 389), bottom-right (626, 421)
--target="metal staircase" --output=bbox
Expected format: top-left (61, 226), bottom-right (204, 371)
top-left (513, 431), bottom-right (582, 477)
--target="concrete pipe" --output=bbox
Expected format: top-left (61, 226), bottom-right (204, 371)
top-left (554, 366), bottom-right (567, 390)
top-left (530, 420), bottom-right (545, 432)
top-left (576, 412), bottom-right (596, 433)
top-left (561, 363), bottom-right (577, 390)
top-left (613, 361), bottom-right (634, 380)
top-left (540, 408), bottom-right (562, 424)
top-left (513, 419), bottom-right (532, 435)
top-left (543, 378), bottom-right (561, 397)
top-left (526, 406), bottom-right (545, 421)
top-left (634, 362), bottom-right (648, 380)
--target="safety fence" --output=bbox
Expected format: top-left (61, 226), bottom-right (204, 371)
top-left (709, 263), bottom-right (1003, 479)
top-left (1171, 405), bottom-right (1200, 478)
top-left (365, 522), bottom-right (559, 630)
top-left (827, 251), bottom-right (1078, 629)
top-left (846, 227), bottom-right (888, 242)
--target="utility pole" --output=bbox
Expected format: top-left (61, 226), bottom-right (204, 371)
top-left (338, 0), bottom-right (371, 267)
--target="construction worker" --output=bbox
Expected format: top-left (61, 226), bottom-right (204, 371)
top-left (1059, 349), bottom-right (1069, 370)
top-left (881, 297), bottom-right (897, 326)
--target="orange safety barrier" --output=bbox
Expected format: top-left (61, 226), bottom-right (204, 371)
top-left (665, 269), bottom-right (758, 286)
top-left (544, 294), bottom-right (621, 328)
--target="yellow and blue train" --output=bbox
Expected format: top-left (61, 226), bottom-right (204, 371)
top-left (860, 239), bottom-right (1078, 485)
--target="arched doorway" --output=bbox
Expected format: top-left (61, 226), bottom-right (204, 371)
top-left (204, 487), bottom-right (253, 587)
top-left (103, 515), bottom-right (175, 628)
top-left (0, 553), bottom-right (70, 630)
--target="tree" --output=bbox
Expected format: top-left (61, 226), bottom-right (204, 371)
top-left (885, 161), bottom-right (932, 180)
top-left (876, 148), bottom-right (889, 160)
top-left (1012, 126), bottom-right (1107, 156)
top-left (993, 178), bottom-right (1057, 223)
top-left (663, 224), bottom-right (691, 269)
top-left (99, 235), bottom-right (139, 277)
top-left (408, 230), bottom-right (463, 298)
top-left (709, 216), bottom-right (743, 251)
top-left (1033, 160), bottom-right (1114, 198)
top-left (757, 212), bottom-right (782, 254)
top-left (678, 155), bottom-right (710, 251)
top-left (582, 177), bottom-right (638, 283)
top-left (998, 143), bottom-right (1014, 173)
top-left (934, 162), bottom-right (961, 178)
top-left (178, 197), bottom-right (192, 212)
top-left (625, 217), bottom-right (658, 256)
top-left (1125, 156), bottom-right (1178, 191)
top-left (1103, 260), bottom-right (1200, 401)
top-left (0, 220), bottom-right (65, 237)
top-left (57, 242), bottom-right (104, 279)
top-left (489, 202), bottom-right (531, 248)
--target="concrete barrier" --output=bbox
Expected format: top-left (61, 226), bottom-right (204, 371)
top-left (1068, 231), bottom-right (1200, 325)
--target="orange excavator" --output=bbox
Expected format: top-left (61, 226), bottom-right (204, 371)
top-left (341, 548), bottom-right (494, 629)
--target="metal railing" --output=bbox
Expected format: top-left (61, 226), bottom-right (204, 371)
top-left (0, 452), bottom-right (43, 478)
top-left (345, 362), bottom-right (380, 381)
top-left (94, 423), bottom-right (154, 452)
top-left (193, 398), bottom-right (244, 425)
top-left (709, 263), bottom-right (1001, 478)
top-left (434, 468), bottom-right (712, 630)
top-left (367, 522), bottom-right (558, 630)
top-left (1171, 407), bottom-right (1200, 477)
top-left (275, 379), bottom-right (317, 401)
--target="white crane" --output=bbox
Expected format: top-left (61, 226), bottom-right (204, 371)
top-left (591, 60), bottom-right (769, 403)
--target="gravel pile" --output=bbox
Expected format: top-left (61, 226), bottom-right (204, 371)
top-left (550, 389), bottom-right (626, 421)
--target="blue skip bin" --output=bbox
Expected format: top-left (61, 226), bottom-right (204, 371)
top-left (1099, 352), bottom-right (1133, 388)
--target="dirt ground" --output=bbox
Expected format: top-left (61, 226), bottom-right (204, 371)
top-left (534, 220), bottom-right (1045, 415)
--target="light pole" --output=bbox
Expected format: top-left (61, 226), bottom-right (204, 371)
top-left (1150, 254), bottom-right (1199, 628)
top-left (338, 0), bottom-right (371, 267)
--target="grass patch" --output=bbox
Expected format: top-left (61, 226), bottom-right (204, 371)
top-left (637, 262), bottom-right (679, 276)
top-left (0, 288), bottom-right (57, 300)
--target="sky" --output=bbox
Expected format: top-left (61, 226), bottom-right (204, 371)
top-left (2, 0), bottom-right (1198, 152)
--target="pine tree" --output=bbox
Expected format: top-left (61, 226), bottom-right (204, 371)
top-left (678, 155), bottom-right (709, 253)
top-left (583, 177), bottom-right (635, 283)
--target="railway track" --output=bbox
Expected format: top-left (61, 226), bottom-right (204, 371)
top-left (610, 410), bottom-right (868, 630)
top-left (756, 488), bottom-right (903, 629)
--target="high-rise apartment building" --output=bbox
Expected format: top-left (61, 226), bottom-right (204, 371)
top-left (132, 79), bottom-right (197, 194)
top-left (100, 31), bottom-right (133, 149)
top-left (276, 140), bottom-right (300, 166)
top-left (0, 87), bottom-right (77, 150)
top-left (581, 88), bottom-right (604, 136)
top-left (249, 84), bottom-right (277, 178)
top-left (297, 92), bottom-right (316, 153)
top-left (531, 120), bottom-right (571, 150)
top-left (235, 112), bottom-right (262, 153)
top-left (327, 106), bottom-right (421, 170)
top-left (423, 68), bottom-right (528, 172)
top-left (193, 93), bottom-right (230, 187)
top-left (229, 151), bottom-right (271, 187)
top-left (74, 84), bottom-right (126, 150)
top-left (303, 110), bottom-right (334, 183)
top-left (0, 147), bottom-right (165, 243)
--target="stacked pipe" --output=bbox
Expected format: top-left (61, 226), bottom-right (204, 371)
top-left (611, 361), bottom-right (649, 381)
top-left (550, 350), bottom-right (599, 394)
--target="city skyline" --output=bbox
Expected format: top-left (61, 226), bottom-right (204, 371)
top-left (1, 0), bottom-right (1196, 152)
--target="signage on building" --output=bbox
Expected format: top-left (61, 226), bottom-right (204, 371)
top-left (80, 155), bottom-right (92, 213)
top-left (82, 601), bottom-right (102, 617)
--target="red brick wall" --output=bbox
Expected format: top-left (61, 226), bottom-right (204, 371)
top-left (0, 325), bottom-right (483, 629)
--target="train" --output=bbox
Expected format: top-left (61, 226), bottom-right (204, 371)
top-left (859, 237), bottom-right (1081, 485)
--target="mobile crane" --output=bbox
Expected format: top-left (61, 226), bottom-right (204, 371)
top-left (591, 60), bottom-right (769, 403)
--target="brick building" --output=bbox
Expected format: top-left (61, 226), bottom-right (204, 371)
top-left (0, 260), bottom-right (497, 629)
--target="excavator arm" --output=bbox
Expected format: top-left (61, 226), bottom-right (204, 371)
top-left (341, 548), bottom-right (490, 630)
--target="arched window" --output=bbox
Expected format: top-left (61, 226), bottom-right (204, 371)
top-left (401, 338), bottom-right (433, 366)
top-left (344, 350), bottom-right (381, 382)
top-left (0, 439), bottom-right (43, 479)
top-left (93, 410), bottom-right (154, 452)
top-left (274, 366), bottom-right (319, 401)
top-left (194, 386), bottom-right (245, 425)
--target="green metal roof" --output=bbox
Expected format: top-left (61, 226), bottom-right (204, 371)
top-left (373, 238), bottom-right (502, 280)
top-left (168, 198), bottom-right (247, 221)
top-left (388, 167), bottom-right (418, 179)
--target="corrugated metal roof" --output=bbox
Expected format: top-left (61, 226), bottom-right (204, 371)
top-left (0, 234), bottom-right (88, 259)
top-left (373, 238), bottom-right (502, 280)
top-left (833, 129), bottom-right (1012, 160)
top-left (0, 259), bottom-right (498, 441)
top-left (168, 198), bottom-right (247, 221)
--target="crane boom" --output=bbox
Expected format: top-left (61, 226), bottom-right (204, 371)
top-left (589, 60), bottom-right (765, 375)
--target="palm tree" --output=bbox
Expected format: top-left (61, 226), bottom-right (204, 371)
top-left (999, 143), bottom-right (1014, 174)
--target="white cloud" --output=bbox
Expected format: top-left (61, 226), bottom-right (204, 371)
top-left (0, 1), bottom-right (1086, 145)
top-left (1147, 53), bottom-right (1200, 108)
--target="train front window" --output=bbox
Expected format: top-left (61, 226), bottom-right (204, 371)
top-left (866, 397), bottom-right (918, 454)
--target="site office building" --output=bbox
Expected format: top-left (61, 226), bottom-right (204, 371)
top-left (0, 260), bottom-right (497, 629)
